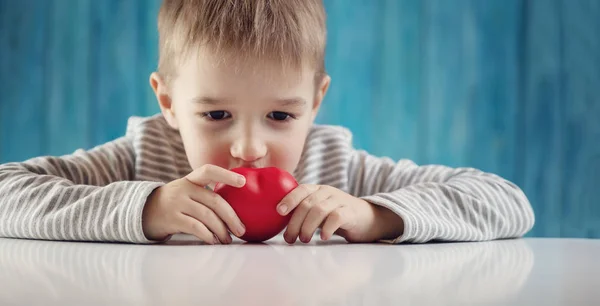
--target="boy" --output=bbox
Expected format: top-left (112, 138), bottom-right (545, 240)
top-left (0, 0), bottom-right (534, 245)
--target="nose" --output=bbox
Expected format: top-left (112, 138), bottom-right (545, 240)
top-left (230, 133), bottom-right (267, 163)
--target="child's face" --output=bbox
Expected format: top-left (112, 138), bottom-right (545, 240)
top-left (151, 52), bottom-right (330, 175)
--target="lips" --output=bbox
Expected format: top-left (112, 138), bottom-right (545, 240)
top-left (233, 163), bottom-right (261, 169)
top-left (238, 165), bottom-right (259, 169)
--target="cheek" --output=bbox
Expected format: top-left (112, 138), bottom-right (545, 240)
top-left (267, 128), bottom-right (308, 173)
top-left (179, 125), bottom-right (231, 170)
top-left (186, 145), bottom-right (231, 170)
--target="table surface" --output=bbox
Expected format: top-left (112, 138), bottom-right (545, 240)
top-left (1, 234), bottom-right (599, 306)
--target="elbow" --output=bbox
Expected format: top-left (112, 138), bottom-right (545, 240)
top-left (453, 171), bottom-right (536, 239)
top-left (486, 175), bottom-right (535, 238)
top-left (511, 182), bottom-right (535, 237)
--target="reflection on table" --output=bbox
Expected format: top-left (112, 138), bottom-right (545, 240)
top-left (0, 235), bottom-right (534, 305)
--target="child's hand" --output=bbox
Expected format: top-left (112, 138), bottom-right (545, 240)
top-left (277, 185), bottom-right (404, 244)
top-left (142, 165), bottom-right (247, 244)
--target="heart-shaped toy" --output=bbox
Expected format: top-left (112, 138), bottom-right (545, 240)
top-left (214, 167), bottom-right (298, 243)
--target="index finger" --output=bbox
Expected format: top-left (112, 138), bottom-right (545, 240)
top-left (185, 164), bottom-right (246, 188)
top-left (277, 184), bottom-right (319, 216)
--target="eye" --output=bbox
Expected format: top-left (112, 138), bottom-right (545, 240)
top-left (268, 111), bottom-right (293, 121)
top-left (203, 111), bottom-right (231, 121)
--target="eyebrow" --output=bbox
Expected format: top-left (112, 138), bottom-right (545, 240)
top-left (276, 97), bottom-right (307, 107)
top-left (191, 96), bottom-right (307, 107)
top-left (191, 97), bottom-right (223, 105)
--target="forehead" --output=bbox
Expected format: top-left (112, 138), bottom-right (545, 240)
top-left (172, 50), bottom-right (316, 97)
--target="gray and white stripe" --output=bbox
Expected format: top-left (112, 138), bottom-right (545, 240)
top-left (0, 114), bottom-right (535, 243)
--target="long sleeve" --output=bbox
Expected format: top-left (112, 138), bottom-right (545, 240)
top-left (347, 150), bottom-right (535, 243)
top-left (0, 136), bottom-right (164, 243)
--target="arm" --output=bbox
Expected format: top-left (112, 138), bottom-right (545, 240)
top-left (0, 137), bottom-right (164, 243)
top-left (348, 150), bottom-right (535, 243)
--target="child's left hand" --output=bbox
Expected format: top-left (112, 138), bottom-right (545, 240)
top-left (277, 184), bottom-right (404, 244)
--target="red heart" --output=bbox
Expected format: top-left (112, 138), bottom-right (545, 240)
top-left (214, 167), bottom-right (298, 243)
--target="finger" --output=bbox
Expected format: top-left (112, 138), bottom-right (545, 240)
top-left (177, 214), bottom-right (218, 245)
top-left (299, 196), bottom-right (337, 243)
top-left (185, 164), bottom-right (246, 188)
top-left (283, 187), bottom-right (330, 243)
top-left (182, 198), bottom-right (232, 244)
top-left (320, 207), bottom-right (350, 241)
top-left (277, 184), bottom-right (319, 216)
top-left (188, 187), bottom-right (246, 237)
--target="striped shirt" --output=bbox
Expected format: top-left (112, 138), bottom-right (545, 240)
top-left (0, 114), bottom-right (535, 243)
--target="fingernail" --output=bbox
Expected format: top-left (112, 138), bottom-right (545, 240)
top-left (213, 235), bottom-right (220, 245)
top-left (278, 205), bottom-right (288, 215)
top-left (284, 233), bottom-right (294, 244)
top-left (238, 224), bottom-right (246, 236)
top-left (237, 175), bottom-right (246, 186)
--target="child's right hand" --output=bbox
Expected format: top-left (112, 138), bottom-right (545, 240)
top-left (142, 164), bottom-right (247, 244)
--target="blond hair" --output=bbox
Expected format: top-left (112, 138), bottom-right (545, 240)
top-left (157, 0), bottom-right (326, 83)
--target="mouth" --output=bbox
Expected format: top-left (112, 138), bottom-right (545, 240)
top-left (233, 164), bottom-right (262, 169)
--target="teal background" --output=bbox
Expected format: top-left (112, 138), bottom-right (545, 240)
top-left (0, 0), bottom-right (599, 238)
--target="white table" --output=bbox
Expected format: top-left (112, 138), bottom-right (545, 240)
top-left (1, 234), bottom-right (599, 306)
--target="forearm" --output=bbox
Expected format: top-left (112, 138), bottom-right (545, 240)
top-left (363, 175), bottom-right (534, 243)
top-left (0, 167), bottom-right (163, 242)
top-left (371, 204), bottom-right (405, 241)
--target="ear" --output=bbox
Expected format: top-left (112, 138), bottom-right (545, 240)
top-left (311, 74), bottom-right (331, 121)
top-left (150, 72), bottom-right (179, 130)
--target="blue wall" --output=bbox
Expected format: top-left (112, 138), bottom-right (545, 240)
top-left (1, 0), bottom-right (599, 238)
